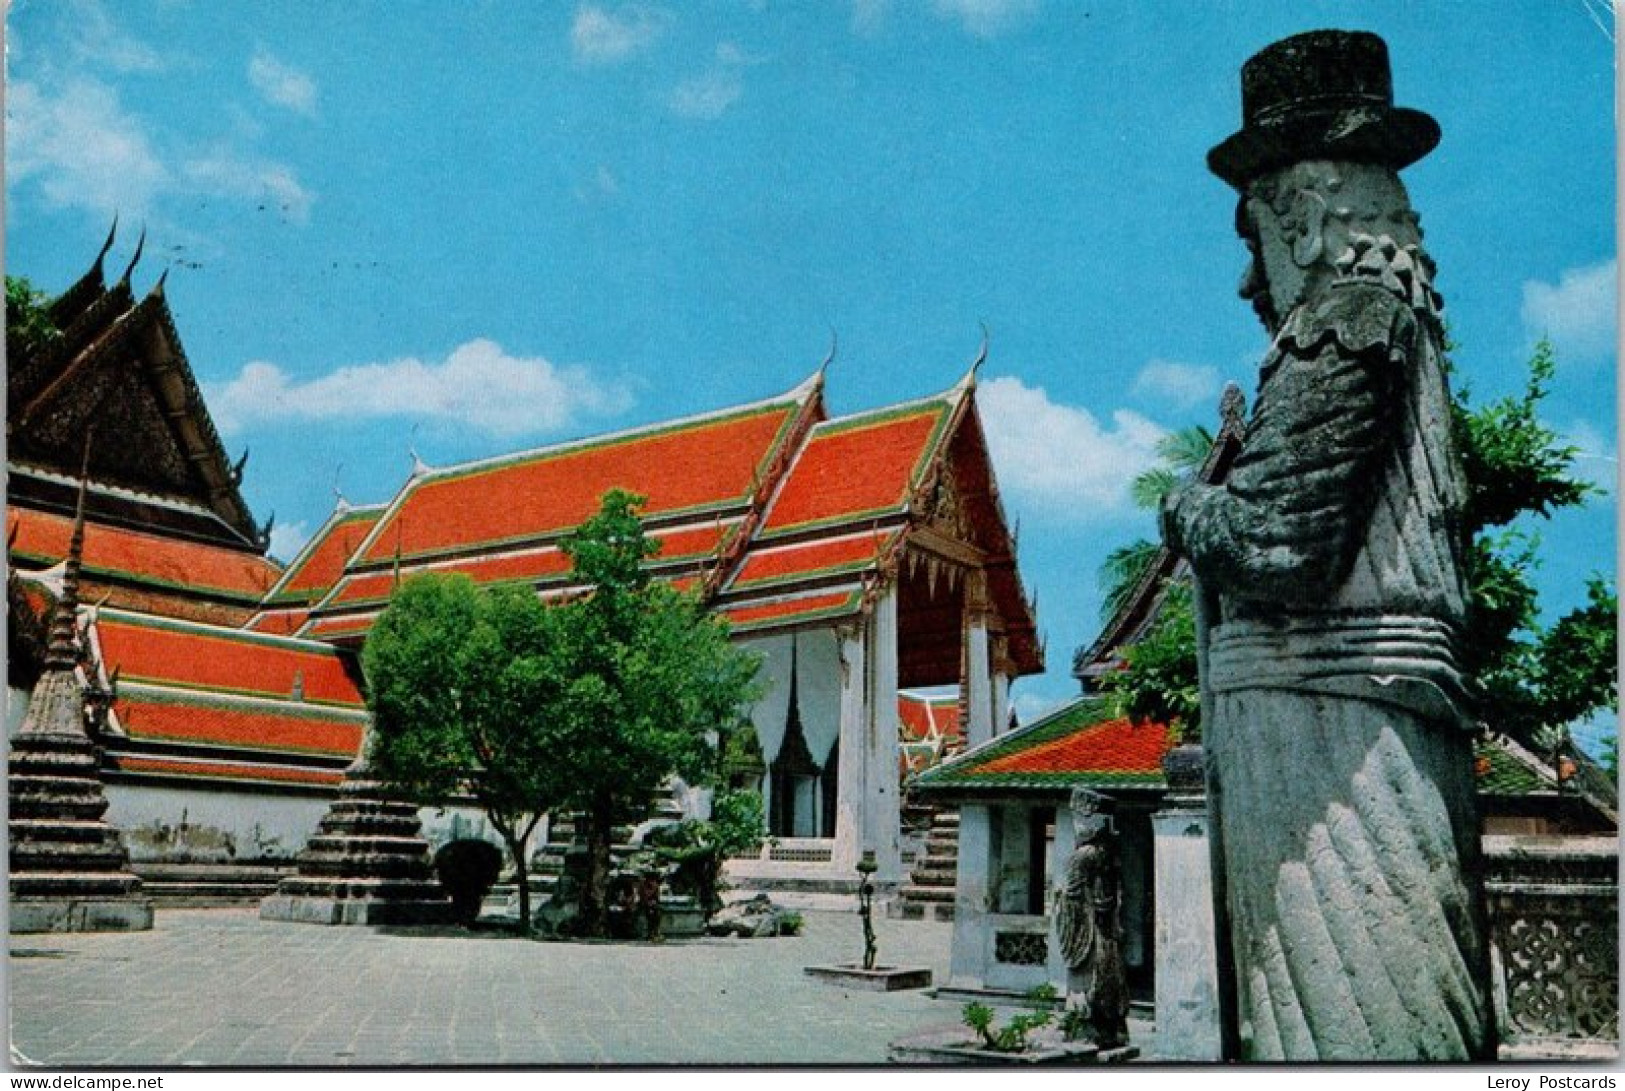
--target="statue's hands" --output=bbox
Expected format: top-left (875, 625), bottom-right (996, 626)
top-left (1159, 483), bottom-right (1189, 556)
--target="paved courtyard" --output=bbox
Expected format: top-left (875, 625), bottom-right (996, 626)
top-left (9, 907), bottom-right (1102, 1067)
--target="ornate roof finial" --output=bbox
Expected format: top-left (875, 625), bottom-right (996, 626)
top-left (818, 327), bottom-right (838, 379)
top-left (95, 215), bottom-right (119, 274)
top-left (152, 266), bottom-right (170, 296)
top-left (331, 463), bottom-right (350, 513)
top-left (44, 433), bottom-right (96, 670)
top-left (407, 423), bottom-right (431, 478)
top-left (1220, 382), bottom-right (1247, 428)
top-left (259, 511), bottom-right (276, 551)
top-left (959, 321), bottom-right (990, 392)
top-left (118, 225), bottom-right (147, 285)
top-left (231, 448), bottom-right (250, 486)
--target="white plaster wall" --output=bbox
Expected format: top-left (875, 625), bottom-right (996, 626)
top-left (105, 782), bottom-right (333, 863)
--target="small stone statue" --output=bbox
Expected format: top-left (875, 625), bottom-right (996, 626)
top-left (1055, 789), bottom-right (1128, 1049)
top-left (1162, 30), bottom-right (1493, 1060)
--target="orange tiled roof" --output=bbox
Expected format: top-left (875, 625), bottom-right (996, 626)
top-left (263, 505), bottom-right (385, 605)
top-left (760, 402), bottom-right (952, 537)
top-left (914, 699), bottom-right (1171, 791)
top-left (898, 692), bottom-right (962, 744)
top-left (729, 529), bottom-right (901, 592)
top-left (355, 388), bottom-right (815, 564)
top-left (92, 608), bottom-right (364, 707)
top-left (112, 755), bottom-right (345, 788)
top-left (113, 686), bottom-right (365, 759)
top-left (9, 507), bottom-right (280, 603)
top-left (321, 522), bottom-right (732, 612)
top-left (720, 588), bottom-right (864, 632)
top-left (243, 607), bottom-right (312, 636)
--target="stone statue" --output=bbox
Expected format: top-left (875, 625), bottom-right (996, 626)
top-left (1160, 30), bottom-right (1494, 1060)
top-left (1055, 788), bottom-right (1129, 1049)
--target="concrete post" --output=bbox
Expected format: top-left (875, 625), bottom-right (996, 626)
top-left (867, 587), bottom-right (903, 883)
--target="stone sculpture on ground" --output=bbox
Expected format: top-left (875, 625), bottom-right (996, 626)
top-left (1054, 788), bottom-right (1129, 1050)
top-left (1160, 29), bottom-right (1494, 1060)
top-left (259, 725), bottom-right (452, 926)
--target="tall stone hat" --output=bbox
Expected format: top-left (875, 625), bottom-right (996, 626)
top-left (1207, 29), bottom-right (1439, 189)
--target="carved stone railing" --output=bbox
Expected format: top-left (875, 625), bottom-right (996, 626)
top-left (1483, 835), bottom-right (1618, 1057)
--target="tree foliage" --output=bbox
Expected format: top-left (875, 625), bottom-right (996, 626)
top-left (534, 489), bottom-right (761, 936)
top-left (1098, 581), bottom-right (1202, 743)
top-left (364, 574), bottom-right (559, 932)
top-left (7, 275), bottom-right (60, 361)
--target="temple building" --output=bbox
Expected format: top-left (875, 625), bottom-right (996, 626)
top-left (9, 242), bottom-right (1042, 898)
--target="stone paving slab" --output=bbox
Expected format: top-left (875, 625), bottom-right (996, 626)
top-left (10, 908), bottom-right (1001, 1067)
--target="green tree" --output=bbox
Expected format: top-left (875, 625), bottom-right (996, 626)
top-left (7, 275), bottom-right (60, 361)
top-left (537, 489), bottom-right (761, 937)
top-left (364, 574), bottom-right (560, 933)
top-left (1098, 581), bottom-right (1202, 742)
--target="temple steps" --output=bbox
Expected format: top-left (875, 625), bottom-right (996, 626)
top-left (133, 863), bottom-right (293, 907)
top-left (888, 805), bottom-right (960, 921)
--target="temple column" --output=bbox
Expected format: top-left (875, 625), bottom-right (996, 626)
top-left (949, 802), bottom-right (994, 989)
top-left (866, 586), bottom-right (903, 884)
top-left (830, 628), bottom-right (867, 872)
top-left (963, 571), bottom-right (994, 748)
top-left (991, 636), bottom-right (1012, 736)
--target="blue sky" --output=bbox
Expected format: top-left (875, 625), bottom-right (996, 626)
top-left (7, 0), bottom-right (1617, 728)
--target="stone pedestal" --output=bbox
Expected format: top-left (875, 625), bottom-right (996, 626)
top-left (1151, 744), bottom-right (1221, 1061)
top-left (259, 770), bottom-right (452, 926)
top-left (9, 724), bottom-right (153, 933)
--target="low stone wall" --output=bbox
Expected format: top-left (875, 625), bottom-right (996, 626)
top-left (1483, 834), bottom-right (1618, 1055)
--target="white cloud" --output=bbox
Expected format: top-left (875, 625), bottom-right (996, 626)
top-left (669, 69), bottom-right (744, 120)
top-left (931, 0), bottom-right (1039, 38)
top-left (1012, 690), bottom-right (1069, 728)
top-left (1521, 259), bottom-right (1618, 361)
top-left (183, 153), bottom-right (315, 224)
top-left (64, 0), bottom-right (166, 74)
top-left (208, 339), bottom-right (632, 438)
top-left (267, 520), bottom-right (312, 566)
top-left (1561, 419), bottom-right (1618, 494)
top-left (248, 50), bottom-right (318, 116)
top-left (1132, 359), bottom-right (1222, 411)
top-left (851, 0), bottom-right (891, 36)
top-left (572, 5), bottom-right (670, 64)
top-left (6, 78), bottom-right (170, 218)
top-left (978, 375), bottom-right (1166, 517)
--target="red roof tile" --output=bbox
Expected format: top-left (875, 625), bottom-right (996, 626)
top-left (9, 508), bottom-right (280, 602)
top-left (244, 607), bottom-right (312, 635)
top-left (762, 405), bottom-right (949, 535)
top-left (115, 693), bottom-right (364, 758)
top-left (721, 588), bottom-right (863, 631)
top-left (898, 693), bottom-right (962, 744)
top-left (93, 610), bottom-right (363, 707)
top-left (266, 506), bottom-right (384, 604)
top-left (980, 717), bottom-right (1170, 778)
top-left (730, 530), bottom-right (899, 591)
top-left (324, 523), bottom-right (731, 610)
top-left (112, 755), bottom-right (344, 787)
top-left (359, 399), bottom-right (805, 563)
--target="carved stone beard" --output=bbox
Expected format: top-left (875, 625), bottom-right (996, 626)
top-left (1240, 160), bottom-right (1425, 335)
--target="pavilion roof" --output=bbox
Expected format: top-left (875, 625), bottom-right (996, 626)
top-left (257, 503), bottom-right (387, 608)
top-left (914, 698), bottom-right (1171, 794)
top-left (898, 690), bottom-right (963, 746)
top-left (9, 507), bottom-right (282, 607)
top-left (351, 374), bottom-right (822, 566)
top-left (85, 607), bottom-right (366, 784)
top-left (10, 238), bottom-right (265, 550)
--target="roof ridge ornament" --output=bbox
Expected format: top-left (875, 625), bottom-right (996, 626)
top-left (118, 225), bottom-right (147, 286)
top-left (331, 464), bottom-right (350, 514)
top-left (955, 321), bottom-right (991, 394)
top-left (95, 216), bottom-right (119, 276)
top-left (407, 423), bottom-right (432, 478)
top-left (818, 327), bottom-right (838, 380)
